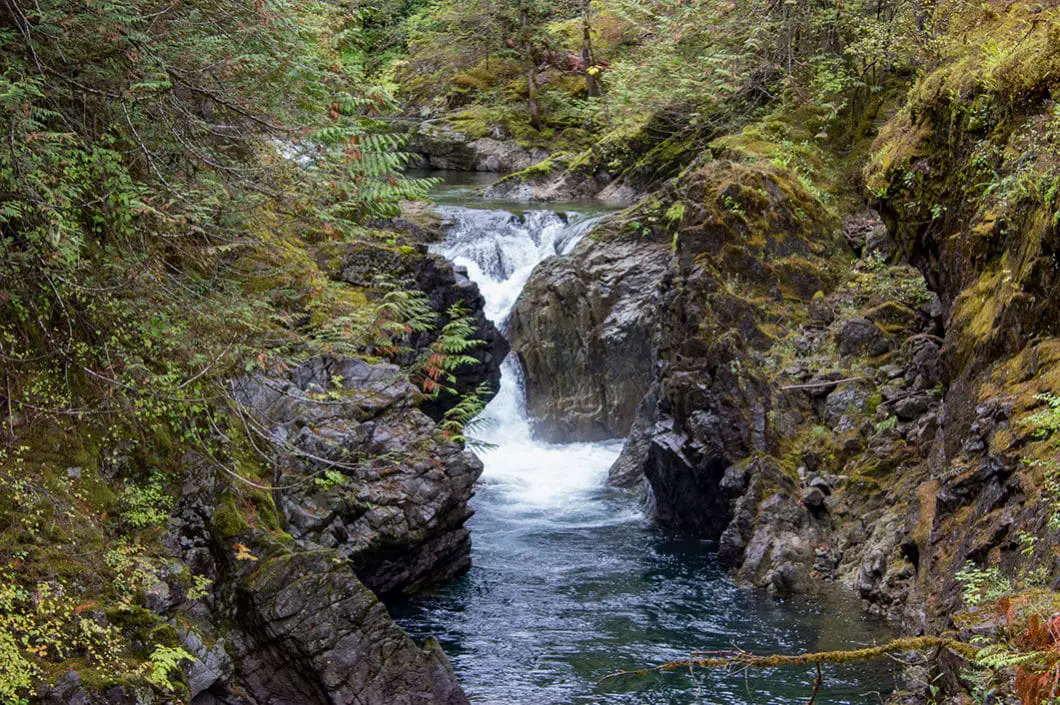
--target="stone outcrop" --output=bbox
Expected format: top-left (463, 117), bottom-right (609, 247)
top-left (523, 156), bottom-right (957, 614)
top-left (152, 446), bottom-right (471, 705)
top-left (39, 236), bottom-right (506, 704)
top-left (231, 356), bottom-right (483, 597)
top-left (483, 165), bottom-right (625, 204)
top-left (864, 4), bottom-right (1060, 627)
top-left (484, 116), bottom-right (704, 205)
top-left (509, 225), bottom-right (669, 442)
top-left (411, 120), bottom-right (548, 173)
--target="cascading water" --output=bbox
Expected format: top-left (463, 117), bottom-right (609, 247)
top-left (392, 177), bottom-right (898, 705)
top-left (431, 204), bottom-right (624, 507)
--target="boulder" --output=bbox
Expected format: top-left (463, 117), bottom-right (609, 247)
top-left (231, 357), bottom-right (483, 597)
top-left (159, 447), bottom-right (471, 705)
top-left (801, 486), bottom-right (828, 512)
top-left (233, 552), bottom-right (469, 705)
top-left (642, 426), bottom-right (733, 536)
top-left (837, 318), bottom-right (891, 357)
top-left (413, 121), bottom-right (546, 173)
top-left (510, 231), bottom-right (669, 442)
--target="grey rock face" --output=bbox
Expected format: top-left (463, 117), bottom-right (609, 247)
top-left (509, 233), bottom-right (669, 442)
top-left (153, 443), bottom-right (472, 705)
top-left (231, 356), bottom-right (483, 597)
top-left (484, 169), bottom-right (629, 204)
top-left (642, 425), bottom-right (733, 536)
top-left (407, 253), bottom-right (511, 421)
top-left (413, 121), bottom-right (546, 173)
top-left (232, 552), bottom-right (469, 705)
top-left (607, 383), bottom-right (660, 488)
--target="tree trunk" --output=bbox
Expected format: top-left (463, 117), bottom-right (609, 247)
top-left (520, 0), bottom-right (543, 131)
top-left (581, 0), bottom-right (601, 97)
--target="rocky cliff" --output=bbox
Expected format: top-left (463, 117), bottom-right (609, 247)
top-left (864, 1), bottom-right (1060, 627)
top-left (23, 241), bottom-right (502, 705)
top-left (511, 62), bottom-right (1058, 644)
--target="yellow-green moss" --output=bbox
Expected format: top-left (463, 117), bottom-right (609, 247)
top-left (212, 497), bottom-right (248, 539)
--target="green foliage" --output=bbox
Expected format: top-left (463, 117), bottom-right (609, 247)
top-left (0, 627), bottom-right (35, 705)
top-left (0, 1), bottom-right (458, 700)
top-left (1025, 393), bottom-right (1060, 441)
top-left (416, 304), bottom-right (484, 398)
top-left (146, 645), bottom-right (194, 692)
top-left (0, 571), bottom-right (129, 695)
top-left (437, 381), bottom-right (496, 449)
top-left (315, 469), bottom-right (350, 491)
top-left (876, 416), bottom-right (898, 432)
top-left (118, 475), bottom-right (171, 530)
top-left (956, 562), bottom-right (1013, 606)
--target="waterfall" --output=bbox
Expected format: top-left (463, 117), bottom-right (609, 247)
top-left (431, 206), bottom-right (626, 512)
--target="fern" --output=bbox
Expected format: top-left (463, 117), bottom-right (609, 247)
top-left (146, 645), bottom-right (195, 691)
top-left (418, 304), bottom-right (485, 398)
top-left (975, 644), bottom-right (1038, 670)
top-left (438, 381), bottom-right (497, 450)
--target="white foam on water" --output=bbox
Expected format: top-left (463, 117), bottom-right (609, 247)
top-left (431, 206), bottom-right (623, 515)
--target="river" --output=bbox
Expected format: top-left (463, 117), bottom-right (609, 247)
top-left (391, 173), bottom-right (898, 705)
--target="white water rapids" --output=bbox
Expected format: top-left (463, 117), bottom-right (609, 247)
top-left (431, 206), bottom-right (628, 512)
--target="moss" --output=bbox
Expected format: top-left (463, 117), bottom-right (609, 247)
top-left (866, 394), bottom-right (884, 414)
top-left (489, 154), bottom-right (566, 191)
top-left (212, 497), bottom-right (248, 539)
top-left (251, 489), bottom-right (282, 532)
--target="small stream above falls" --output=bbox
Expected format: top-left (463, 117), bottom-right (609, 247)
top-left (391, 174), bottom-right (899, 705)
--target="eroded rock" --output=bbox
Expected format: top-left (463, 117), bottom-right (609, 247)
top-left (510, 229), bottom-right (669, 442)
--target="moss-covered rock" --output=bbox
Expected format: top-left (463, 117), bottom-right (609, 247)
top-left (865, 0), bottom-right (1060, 628)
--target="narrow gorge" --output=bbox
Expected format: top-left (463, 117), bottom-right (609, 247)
top-left (3, 1), bottom-right (1059, 704)
top-left (392, 178), bottom-right (901, 704)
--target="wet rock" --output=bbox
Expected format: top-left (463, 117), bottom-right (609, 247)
top-left (413, 121), bottom-right (545, 172)
top-left (408, 253), bottom-right (510, 420)
top-left (231, 358), bottom-right (483, 597)
top-left (388, 201), bottom-right (447, 243)
top-left (895, 393), bottom-right (934, 420)
top-left (333, 243), bottom-right (509, 420)
top-left (511, 231), bottom-right (669, 441)
top-left (802, 486), bottom-right (828, 512)
top-left (234, 552), bottom-right (469, 705)
top-left (643, 426), bottom-right (732, 536)
top-left (608, 384), bottom-right (660, 488)
top-left (903, 335), bottom-right (942, 391)
top-left (824, 383), bottom-right (870, 425)
top-left (166, 455), bottom-right (471, 705)
top-left (737, 493), bottom-right (814, 595)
